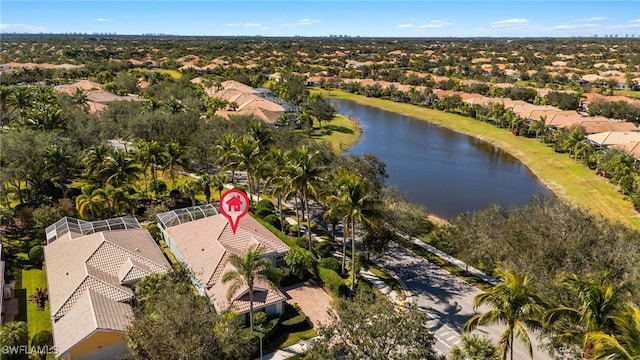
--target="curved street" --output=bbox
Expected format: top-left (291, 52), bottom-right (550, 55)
top-left (375, 242), bottom-right (553, 360)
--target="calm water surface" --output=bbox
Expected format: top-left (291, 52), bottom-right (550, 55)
top-left (330, 99), bottom-right (552, 219)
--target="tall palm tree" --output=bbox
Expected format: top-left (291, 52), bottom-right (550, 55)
top-left (325, 170), bottom-right (381, 290)
top-left (75, 186), bottom-right (106, 220)
top-left (198, 174), bottom-right (214, 204)
top-left (544, 272), bottom-right (631, 359)
top-left (232, 136), bottom-right (261, 206)
top-left (587, 303), bottom-right (640, 360)
top-left (464, 268), bottom-right (546, 360)
top-left (286, 146), bottom-right (327, 250)
top-left (0, 85), bottom-right (14, 126)
top-left (101, 149), bottom-right (141, 188)
top-left (221, 245), bottom-right (280, 332)
top-left (216, 134), bottom-right (239, 184)
top-left (135, 140), bottom-right (167, 197)
top-left (165, 142), bottom-right (189, 189)
top-left (45, 143), bottom-right (78, 198)
top-left (103, 185), bottom-right (137, 217)
top-left (264, 149), bottom-right (289, 233)
top-left (83, 145), bottom-right (110, 187)
top-left (210, 173), bottom-right (229, 202)
top-left (450, 335), bottom-right (500, 360)
top-left (180, 179), bottom-right (201, 207)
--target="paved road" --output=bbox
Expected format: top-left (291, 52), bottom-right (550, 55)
top-left (376, 242), bottom-right (552, 360)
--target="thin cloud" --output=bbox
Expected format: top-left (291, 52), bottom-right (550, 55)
top-left (0, 23), bottom-right (47, 33)
top-left (550, 24), bottom-right (577, 30)
top-left (225, 23), bottom-right (241, 27)
top-left (297, 19), bottom-right (322, 26)
top-left (609, 19), bottom-right (640, 29)
top-left (397, 24), bottom-right (415, 28)
top-left (95, 18), bottom-right (108, 22)
top-left (575, 16), bottom-right (608, 22)
top-left (244, 23), bottom-right (262, 27)
top-left (492, 18), bottom-right (530, 27)
top-left (420, 20), bottom-right (455, 29)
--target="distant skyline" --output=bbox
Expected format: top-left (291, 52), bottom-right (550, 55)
top-left (2, 1), bottom-right (639, 38)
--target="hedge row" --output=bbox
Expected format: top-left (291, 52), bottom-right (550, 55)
top-left (318, 267), bottom-right (349, 297)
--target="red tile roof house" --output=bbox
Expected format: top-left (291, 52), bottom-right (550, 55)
top-left (44, 216), bottom-right (172, 360)
top-left (156, 205), bottom-right (290, 324)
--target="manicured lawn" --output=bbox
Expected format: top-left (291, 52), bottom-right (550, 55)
top-left (314, 89), bottom-right (640, 230)
top-left (264, 305), bottom-right (317, 353)
top-left (613, 89), bottom-right (640, 99)
top-left (19, 268), bottom-right (52, 339)
top-left (309, 114), bottom-right (362, 153)
top-left (150, 69), bottom-right (182, 79)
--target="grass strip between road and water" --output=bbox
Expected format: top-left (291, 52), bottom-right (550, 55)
top-left (313, 89), bottom-right (640, 230)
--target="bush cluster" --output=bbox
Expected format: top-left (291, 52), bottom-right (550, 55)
top-left (318, 267), bottom-right (349, 296)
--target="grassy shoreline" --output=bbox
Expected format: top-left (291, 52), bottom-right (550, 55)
top-left (310, 113), bottom-right (362, 153)
top-left (314, 89), bottom-right (640, 230)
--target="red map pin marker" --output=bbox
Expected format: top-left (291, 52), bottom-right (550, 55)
top-left (219, 189), bottom-right (250, 234)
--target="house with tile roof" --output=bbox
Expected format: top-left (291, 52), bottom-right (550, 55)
top-left (44, 216), bottom-right (172, 360)
top-left (156, 205), bottom-right (290, 324)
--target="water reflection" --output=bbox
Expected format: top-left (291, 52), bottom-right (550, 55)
top-left (330, 99), bottom-right (551, 219)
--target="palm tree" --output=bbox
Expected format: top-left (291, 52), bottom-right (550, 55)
top-left (75, 186), bottom-right (106, 220)
top-left (180, 179), bottom-right (201, 207)
top-left (587, 303), bottom-right (640, 360)
top-left (83, 145), bottom-right (110, 187)
top-left (71, 88), bottom-right (89, 111)
top-left (0, 85), bottom-right (14, 126)
top-left (197, 174), bottom-right (214, 204)
top-left (286, 146), bottom-right (327, 250)
top-left (210, 173), bottom-right (229, 202)
top-left (103, 185), bottom-right (137, 217)
top-left (464, 268), bottom-right (546, 360)
top-left (543, 272), bottom-right (631, 359)
top-left (325, 170), bottom-right (381, 290)
top-left (221, 245), bottom-right (280, 332)
top-left (101, 149), bottom-right (141, 188)
top-left (134, 140), bottom-right (167, 197)
top-left (529, 116), bottom-right (548, 139)
top-left (45, 143), bottom-right (78, 198)
top-left (264, 149), bottom-right (288, 233)
top-left (0, 321), bottom-right (29, 353)
top-left (232, 136), bottom-right (261, 206)
top-left (216, 134), bottom-right (239, 184)
top-left (450, 335), bottom-right (500, 360)
top-left (165, 142), bottom-right (189, 189)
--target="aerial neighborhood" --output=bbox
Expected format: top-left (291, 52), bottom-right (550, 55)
top-left (1, 18), bottom-right (640, 360)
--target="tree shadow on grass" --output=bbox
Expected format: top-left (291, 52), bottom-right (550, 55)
top-left (310, 125), bottom-right (354, 138)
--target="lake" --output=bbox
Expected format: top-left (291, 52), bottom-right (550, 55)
top-left (329, 98), bottom-right (552, 219)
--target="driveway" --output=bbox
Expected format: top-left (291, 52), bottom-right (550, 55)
top-left (281, 280), bottom-right (334, 328)
top-left (376, 242), bottom-right (552, 359)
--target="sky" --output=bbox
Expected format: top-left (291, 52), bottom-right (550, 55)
top-left (1, 1), bottom-right (639, 38)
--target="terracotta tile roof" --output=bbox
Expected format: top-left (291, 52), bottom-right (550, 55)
top-left (52, 289), bottom-right (132, 357)
top-left (572, 120), bottom-right (638, 134)
top-left (587, 131), bottom-right (640, 146)
top-left (612, 141), bottom-right (640, 158)
top-left (45, 223), bottom-right (170, 358)
top-left (45, 228), bottom-right (171, 319)
top-left (55, 80), bottom-right (103, 95)
top-left (165, 214), bottom-right (289, 313)
top-left (86, 90), bottom-right (143, 104)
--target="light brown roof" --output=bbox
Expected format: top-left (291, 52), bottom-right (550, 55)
top-left (55, 80), bottom-right (103, 95)
top-left (587, 131), bottom-right (640, 146)
top-left (165, 214), bottom-right (289, 313)
top-left (45, 228), bottom-right (171, 319)
top-left (572, 120), bottom-right (639, 134)
top-left (52, 289), bottom-right (132, 356)
top-left (612, 142), bottom-right (640, 158)
top-left (86, 90), bottom-right (143, 104)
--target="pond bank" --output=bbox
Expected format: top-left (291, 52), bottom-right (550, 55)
top-left (314, 89), bottom-right (640, 230)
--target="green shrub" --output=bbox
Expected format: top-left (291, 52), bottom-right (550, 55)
top-left (256, 199), bottom-right (275, 211)
top-left (318, 257), bottom-right (340, 273)
top-left (315, 241), bottom-right (335, 258)
top-left (254, 207), bottom-right (272, 219)
top-left (262, 214), bottom-right (281, 229)
top-left (29, 245), bottom-right (45, 268)
top-left (294, 236), bottom-right (308, 249)
top-left (31, 330), bottom-right (53, 356)
top-left (318, 267), bottom-right (349, 297)
top-left (253, 311), bottom-right (267, 326)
